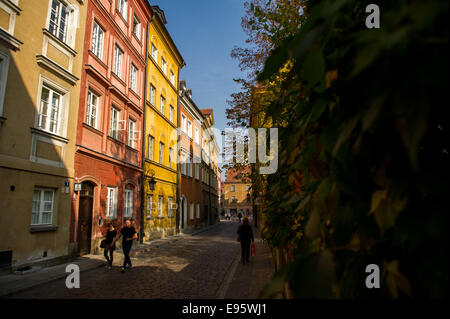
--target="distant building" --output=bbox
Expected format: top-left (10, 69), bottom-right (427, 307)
top-left (223, 166), bottom-right (252, 217)
top-left (201, 108), bottom-right (220, 225)
top-left (179, 80), bottom-right (203, 232)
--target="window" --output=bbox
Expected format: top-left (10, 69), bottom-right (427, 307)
top-left (188, 157), bottom-right (192, 177)
top-left (128, 118), bottom-right (136, 148)
top-left (160, 95), bottom-right (165, 114)
top-left (246, 185), bottom-right (251, 191)
top-left (149, 84), bottom-right (155, 105)
top-left (130, 64), bottom-right (137, 92)
top-left (151, 43), bottom-right (158, 61)
top-left (187, 121), bottom-right (192, 138)
top-left (168, 197), bottom-right (174, 217)
top-left (49, 0), bottom-right (69, 43)
top-left (194, 128), bottom-right (199, 144)
top-left (159, 142), bottom-right (164, 164)
top-left (0, 53), bottom-right (10, 116)
top-left (106, 187), bottom-right (118, 218)
top-left (190, 203), bottom-right (194, 220)
top-left (232, 196), bottom-right (237, 203)
top-left (110, 106), bottom-right (119, 139)
top-left (38, 86), bottom-right (62, 135)
top-left (113, 45), bottom-right (123, 78)
top-left (181, 114), bottom-right (187, 134)
top-left (181, 153), bottom-right (187, 175)
top-left (31, 188), bottom-right (54, 225)
top-left (86, 90), bottom-right (99, 128)
top-left (133, 14), bottom-right (141, 40)
top-left (231, 185), bottom-right (235, 192)
top-left (124, 189), bottom-right (133, 217)
top-left (117, 0), bottom-right (128, 21)
top-left (195, 163), bottom-right (199, 180)
top-left (169, 147), bottom-right (173, 168)
top-left (169, 105), bottom-right (174, 122)
top-left (170, 71), bottom-right (175, 85)
top-left (147, 135), bottom-right (154, 160)
top-left (146, 195), bottom-right (153, 218)
top-left (91, 21), bottom-right (104, 59)
top-left (158, 196), bottom-right (163, 217)
top-left (161, 57), bottom-right (167, 74)
top-left (196, 203), bottom-right (200, 219)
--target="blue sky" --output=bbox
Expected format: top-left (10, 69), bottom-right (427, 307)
top-left (152, 0), bottom-right (248, 133)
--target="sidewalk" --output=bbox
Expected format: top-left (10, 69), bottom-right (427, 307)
top-left (0, 234), bottom-right (182, 298)
top-left (220, 227), bottom-right (277, 299)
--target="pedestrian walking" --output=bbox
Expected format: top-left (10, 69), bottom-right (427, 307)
top-left (237, 211), bottom-right (242, 223)
top-left (113, 218), bottom-right (137, 273)
top-left (102, 223), bottom-right (117, 269)
top-left (237, 216), bottom-right (254, 265)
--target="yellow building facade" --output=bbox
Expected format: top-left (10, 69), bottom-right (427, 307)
top-left (0, 0), bottom-right (86, 269)
top-left (143, 6), bottom-right (184, 240)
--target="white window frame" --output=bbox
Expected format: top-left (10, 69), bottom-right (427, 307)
top-left (181, 114), bottom-right (187, 134)
top-left (149, 84), bottom-right (155, 105)
top-left (170, 71), bottom-right (175, 86)
top-left (48, 0), bottom-right (69, 43)
top-left (231, 185), bottom-right (235, 192)
top-left (113, 45), bottom-right (123, 78)
top-left (160, 95), bottom-right (165, 114)
top-left (168, 197), bottom-right (173, 218)
top-left (187, 121), bottom-right (192, 139)
top-left (31, 188), bottom-right (55, 225)
top-left (190, 203), bottom-right (194, 220)
top-left (169, 105), bottom-right (174, 122)
top-left (106, 187), bottom-right (118, 218)
top-left (38, 85), bottom-right (63, 135)
top-left (128, 118), bottom-right (136, 148)
top-left (133, 14), bottom-right (141, 40)
top-left (151, 43), bottom-right (158, 61)
top-left (124, 189), bottom-right (133, 218)
top-left (130, 63), bottom-right (138, 92)
top-left (146, 195), bottom-right (153, 218)
top-left (110, 106), bottom-right (119, 139)
top-left (195, 163), bottom-right (199, 180)
top-left (148, 135), bottom-right (154, 160)
top-left (161, 57), bottom-right (167, 74)
top-left (158, 196), bottom-right (163, 217)
top-left (91, 20), bottom-right (104, 59)
top-left (0, 52), bottom-right (10, 117)
top-left (159, 142), bottom-right (164, 164)
top-left (196, 203), bottom-right (200, 219)
top-left (194, 127), bottom-right (199, 144)
top-left (169, 147), bottom-right (173, 168)
top-left (86, 90), bottom-right (99, 128)
top-left (117, 0), bottom-right (128, 21)
top-left (181, 153), bottom-right (187, 175)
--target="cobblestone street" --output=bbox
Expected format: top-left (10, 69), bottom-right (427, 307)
top-left (6, 220), bottom-right (274, 299)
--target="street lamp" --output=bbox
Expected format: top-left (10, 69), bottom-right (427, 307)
top-left (148, 176), bottom-right (156, 191)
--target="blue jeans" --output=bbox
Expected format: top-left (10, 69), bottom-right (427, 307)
top-left (122, 241), bottom-right (133, 268)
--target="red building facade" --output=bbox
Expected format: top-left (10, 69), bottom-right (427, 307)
top-left (70, 0), bottom-right (151, 256)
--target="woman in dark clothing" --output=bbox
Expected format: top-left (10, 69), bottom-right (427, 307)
top-left (237, 216), bottom-right (254, 264)
top-left (104, 223), bottom-right (117, 269)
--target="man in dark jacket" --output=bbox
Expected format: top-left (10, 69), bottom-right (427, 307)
top-left (237, 216), bottom-right (254, 264)
top-left (113, 219), bottom-right (137, 273)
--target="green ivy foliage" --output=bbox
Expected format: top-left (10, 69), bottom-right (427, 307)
top-left (258, 0), bottom-right (448, 298)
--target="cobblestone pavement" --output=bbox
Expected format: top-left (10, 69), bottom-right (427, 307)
top-left (7, 220), bottom-right (274, 299)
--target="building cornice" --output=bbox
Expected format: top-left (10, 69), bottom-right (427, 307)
top-left (36, 55), bottom-right (79, 85)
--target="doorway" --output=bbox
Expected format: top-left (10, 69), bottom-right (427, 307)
top-left (77, 182), bottom-right (94, 255)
